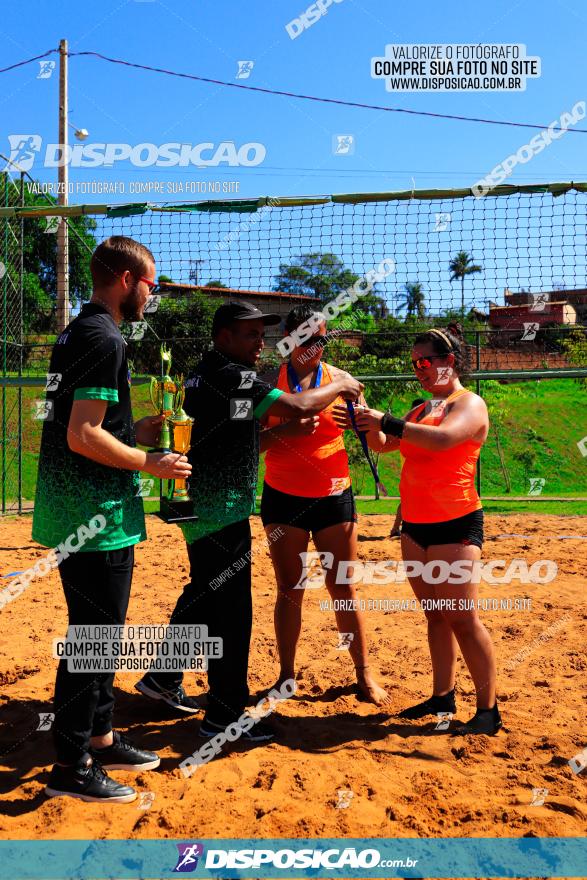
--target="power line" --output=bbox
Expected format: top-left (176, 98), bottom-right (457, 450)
top-left (0, 48), bottom-right (58, 74)
top-left (72, 51), bottom-right (587, 135)
top-left (3, 47), bottom-right (587, 136)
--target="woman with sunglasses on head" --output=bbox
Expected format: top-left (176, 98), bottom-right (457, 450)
top-left (259, 305), bottom-right (390, 706)
top-left (333, 324), bottom-right (500, 735)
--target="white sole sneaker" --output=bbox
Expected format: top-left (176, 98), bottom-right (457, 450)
top-left (44, 786), bottom-right (137, 803)
top-left (98, 756), bottom-right (161, 771)
top-left (134, 679), bottom-right (201, 713)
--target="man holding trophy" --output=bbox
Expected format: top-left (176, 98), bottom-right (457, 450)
top-left (136, 301), bottom-right (363, 743)
top-left (33, 237), bottom-right (191, 803)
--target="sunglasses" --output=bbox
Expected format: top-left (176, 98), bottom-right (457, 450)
top-left (139, 275), bottom-right (160, 294)
top-left (411, 355), bottom-right (448, 370)
top-left (300, 335), bottom-right (328, 348)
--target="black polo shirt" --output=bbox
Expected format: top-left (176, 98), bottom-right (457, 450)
top-left (32, 303), bottom-right (146, 552)
top-left (179, 349), bottom-right (283, 543)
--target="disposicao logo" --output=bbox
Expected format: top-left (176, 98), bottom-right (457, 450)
top-left (3, 135), bottom-right (266, 170)
top-left (172, 843), bottom-right (204, 873)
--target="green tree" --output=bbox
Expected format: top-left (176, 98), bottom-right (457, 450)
top-left (361, 314), bottom-right (407, 359)
top-left (124, 292), bottom-right (217, 376)
top-left (19, 182), bottom-right (98, 330)
top-left (562, 328), bottom-right (587, 386)
top-left (449, 250), bottom-right (482, 314)
top-left (274, 252), bottom-right (386, 317)
top-left (398, 282), bottom-right (426, 319)
top-left (274, 252), bottom-right (356, 300)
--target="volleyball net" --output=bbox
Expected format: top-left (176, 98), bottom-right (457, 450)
top-left (1, 175), bottom-right (586, 511)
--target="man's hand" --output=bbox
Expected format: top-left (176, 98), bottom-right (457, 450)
top-left (281, 416), bottom-right (320, 438)
top-left (134, 414), bottom-right (165, 447)
top-left (144, 452), bottom-right (192, 480)
top-left (335, 372), bottom-right (365, 401)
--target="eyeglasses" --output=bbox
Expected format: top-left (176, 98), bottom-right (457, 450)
top-left (412, 355), bottom-right (448, 370)
top-left (139, 276), bottom-right (159, 294)
top-left (300, 335), bottom-right (328, 348)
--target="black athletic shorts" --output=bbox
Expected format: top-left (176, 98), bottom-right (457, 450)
top-left (401, 509), bottom-right (484, 550)
top-left (261, 481), bottom-right (357, 534)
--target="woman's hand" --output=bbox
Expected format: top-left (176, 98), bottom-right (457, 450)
top-left (332, 404), bottom-right (384, 433)
top-left (353, 406), bottom-right (384, 432)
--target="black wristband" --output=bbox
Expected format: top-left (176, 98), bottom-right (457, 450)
top-left (380, 412), bottom-right (406, 438)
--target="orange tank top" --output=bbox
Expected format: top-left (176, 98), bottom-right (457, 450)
top-left (264, 361), bottom-right (351, 497)
top-left (399, 389), bottom-right (482, 523)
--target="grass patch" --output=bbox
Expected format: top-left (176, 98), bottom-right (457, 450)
top-left (2, 377), bottom-right (586, 515)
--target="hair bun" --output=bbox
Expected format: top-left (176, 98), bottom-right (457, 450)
top-left (447, 321), bottom-right (463, 338)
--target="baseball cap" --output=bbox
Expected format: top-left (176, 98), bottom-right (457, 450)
top-left (212, 301), bottom-right (281, 336)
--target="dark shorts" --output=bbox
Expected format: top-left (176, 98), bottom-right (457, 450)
top-left (261, 481), bottom-right (357, 534)
top-left (401, 509), bottom-right (484, 550)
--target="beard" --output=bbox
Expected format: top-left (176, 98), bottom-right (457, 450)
top-left (120, 281), bottom-right (144, 322)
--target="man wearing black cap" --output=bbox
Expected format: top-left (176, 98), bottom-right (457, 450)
top-left (136, 301), bottom-right (363, 740)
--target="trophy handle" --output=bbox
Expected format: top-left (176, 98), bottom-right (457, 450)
top-left (149, 376), bottom-right (161, 413)
top-left (173, 379), bottom-right (185, 414)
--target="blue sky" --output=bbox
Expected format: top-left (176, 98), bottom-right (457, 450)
top-left (1, 0), bottom-right (586, 200)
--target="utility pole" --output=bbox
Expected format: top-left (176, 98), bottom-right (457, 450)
top-left (189, 259), bottom-right (205, 286)
top-left (56, 38), bottom-right (69, 333)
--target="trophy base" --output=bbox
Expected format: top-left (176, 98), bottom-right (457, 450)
top-left (157, 497), bottom-right (199, 524)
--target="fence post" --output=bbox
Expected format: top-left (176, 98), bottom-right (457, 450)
top-left (476, 330), bottom-right (482, 497)
top-left (1, 173), bottom-right (6, 514)
top-left (18, 172), bottom-right (24, 513)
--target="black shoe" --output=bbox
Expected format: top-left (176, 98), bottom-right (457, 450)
top-left (398, 689), bottom-right (457, 720)
top-left (90, 730), bottom-right (160, 771)
top-left (45, 754), bottom-right (137, 803)
top-left (135, 674), bottom-right (201, 713)
top-left (199, 716), bottom-right (275, 743)
top-left (452, 704), bottom-right (502, 736)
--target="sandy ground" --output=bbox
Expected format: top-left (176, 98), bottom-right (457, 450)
top-left (0, 513), bottom-right (585, 844)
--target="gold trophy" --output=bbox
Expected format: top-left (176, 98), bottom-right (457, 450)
top-left (149, 345), bottom-right (197, 522)
top-left (149, 344), bottom-right (176, 453)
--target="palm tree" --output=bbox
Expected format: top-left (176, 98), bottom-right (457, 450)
top-left (398, 282), bottom-right (425, 319)
top-left (449, 251), bottom-right (482, 314)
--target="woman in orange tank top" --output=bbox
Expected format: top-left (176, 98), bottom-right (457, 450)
top-left (260, 306), bottom-right (390, 706)
top-left (334, 325), bottom-right (500, 736)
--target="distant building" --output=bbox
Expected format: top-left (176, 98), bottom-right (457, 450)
top-left (489, 300), bottom-right (577, 330)
top-left (501, 287), bottom-right (587, 322)
top-left (484, 287), bottom-right (580, 368)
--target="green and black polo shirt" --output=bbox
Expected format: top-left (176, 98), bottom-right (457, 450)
top-left (179, 349), bottom-right (283, 543)
top-left (32, 302), bottom-right (146, 553)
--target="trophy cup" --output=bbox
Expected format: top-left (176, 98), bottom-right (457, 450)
top-left (149, 345), bottom-right (198, 523)
top-left (149, 344), bottom-right (176, 453)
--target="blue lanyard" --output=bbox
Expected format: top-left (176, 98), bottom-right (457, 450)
top-left (287, 361), bottom-right (323, 393)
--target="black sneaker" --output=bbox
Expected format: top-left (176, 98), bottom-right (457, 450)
top-left (45, 754), bottom-right (137, 803)
top-left (452, 704), bottom-right (502, 736)
top-left (135, 674), bottom-right (201, 713)
top-left (90, 730), bottom-right (160, 771)
top-left (398, 689), bottom-right (457, 720)
top-left (199, 716), bottom-right (275, 743)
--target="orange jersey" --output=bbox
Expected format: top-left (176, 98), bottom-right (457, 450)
top-left (399, 389), bottom-right (482, 523)
top-left (264, 361), bottom-right (351, 497)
